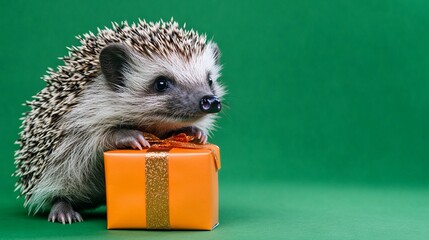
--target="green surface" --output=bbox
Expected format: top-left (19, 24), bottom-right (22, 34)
top-left (1, 0), bottom-right (429, 239)
top-left (1, 182), bottom-right (429, 239)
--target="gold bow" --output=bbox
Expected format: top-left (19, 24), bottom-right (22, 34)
top-left (144, 132), bottom-right (208, 149)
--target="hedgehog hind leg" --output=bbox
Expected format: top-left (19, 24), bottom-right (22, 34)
top-left (48, 199), bottom-right (83, 224)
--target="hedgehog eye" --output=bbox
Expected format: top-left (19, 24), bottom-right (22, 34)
top-left (154, 76), bottom-right (170, 92)
top-left (208, 75), bottom-right (213, 87)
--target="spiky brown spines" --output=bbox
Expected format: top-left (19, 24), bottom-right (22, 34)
top-left (14, 19), bottom-right (209, 207)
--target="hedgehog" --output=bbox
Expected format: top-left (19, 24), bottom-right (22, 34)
top-left (14, 19), bottom-right (225, 224)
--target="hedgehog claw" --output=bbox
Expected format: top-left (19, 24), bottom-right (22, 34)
top-left (48, 200), bottom-right (83, 224)
top-left (200, 133), bottom-right (207, 144)
top-left (137, 134), bottom-right (150, 148)
top-left (75, 212), bottom-right (83, 222)
top-left (130, 139), bottom-right (142, 150)
top-left (192, 128), bottom-right (207, 144)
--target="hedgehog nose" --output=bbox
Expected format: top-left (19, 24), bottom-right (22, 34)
top-left (200, 95), bottom-right (222, 113)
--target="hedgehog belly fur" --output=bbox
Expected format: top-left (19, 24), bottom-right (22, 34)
top-left (27, 78), bottom-right (118, 212)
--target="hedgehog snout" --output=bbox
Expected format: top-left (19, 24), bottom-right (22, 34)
top-left (199, 95), bottom-right (221, 113)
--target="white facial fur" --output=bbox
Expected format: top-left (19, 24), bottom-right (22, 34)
top-left (107, 41), bottom-right (224, 135)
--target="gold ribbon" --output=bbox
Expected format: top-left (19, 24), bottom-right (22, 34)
top-left (143, 133), bottom-right (220, 229)
top-left (145, 151), bottom-right (169, 229)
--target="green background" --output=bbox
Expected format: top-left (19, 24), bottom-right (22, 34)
top-left (1, 0), bottom-right (429, 239)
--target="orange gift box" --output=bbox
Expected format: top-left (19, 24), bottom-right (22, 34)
top-left (104, 145), bottom-right (220, 230)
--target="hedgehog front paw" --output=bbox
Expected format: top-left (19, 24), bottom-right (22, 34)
top-left (194, 129), bottom-right (208, 144)
top-left (175, 126), bottom-right (207, 144)
top-left (112, 129), bottom-right (150, 150)
top-left (48, 200), bottom-right (83, 224)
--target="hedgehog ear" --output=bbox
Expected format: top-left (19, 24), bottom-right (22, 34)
top-left (99, 44), bottom-right (134, 91)
top-left (209, 42), bottom-right (221, 64)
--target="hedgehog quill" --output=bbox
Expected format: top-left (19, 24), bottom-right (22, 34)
top-left (14, 19), bottom-right (225, 224)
